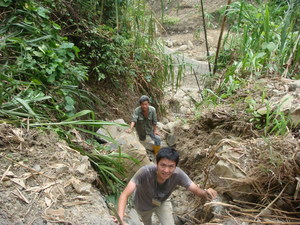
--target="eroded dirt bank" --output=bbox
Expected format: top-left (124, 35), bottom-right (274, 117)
top-left (166, 79), bottom-right (300, 224)
top-left (0, 125), bottom-right (115, 225)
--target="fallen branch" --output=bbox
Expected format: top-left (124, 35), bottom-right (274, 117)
top-left (231, 209), bottom-right (300, 222)
top-left (220, 214), bottom-right (300, 225)
top-left (204, 201), bottom-right (242, 210)
top-left (233, 199), bottom-right (300, 215)
top-left (255, 184), bottom-right (288, 218)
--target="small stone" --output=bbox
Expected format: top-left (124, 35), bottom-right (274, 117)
top-left (291, 107), bottom-right (300, 126)
top-left (176, 45), bottom-right (188, 51)
top-left (182, 124), bottom-right (190, 131)
top-left (50, 163), bottom-right (69, 174)
top-left (180, 106), bottom-right (188, 114)
top-left (75, 164), bottom-right (88, 175)
top-left (293, 80), bottom-right (300, 88)
top-left (167, 134), bottom-right (176, 147)
top-left (187, 40), bottom-right (194, 50)
top-left (2, 180), bottom-right (12, 187)
top-left (162, 117), bottom-right (169, 124)
top-left (33, 164), bottom-right (41, 172)
top-left (165, 40), bottom-right (173, 48)
top-left (72, 178), bottom-right (91, 195)
top-left (173, 90), bottom-right (185, 99)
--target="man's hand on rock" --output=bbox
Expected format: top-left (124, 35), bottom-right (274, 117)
top-left (112, 216), bottom-right (128, 225)
top-left (125, 128), bottom-right (132, 133)
top-left (205, 188), bottom-right (218, 200)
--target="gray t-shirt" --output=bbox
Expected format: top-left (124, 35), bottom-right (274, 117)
top-left (131, 164), bottom-right (192, 211)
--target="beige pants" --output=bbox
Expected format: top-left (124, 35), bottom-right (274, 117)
top-left (135, 200), bottom-right (175, 225)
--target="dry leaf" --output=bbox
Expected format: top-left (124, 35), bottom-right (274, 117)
top-left (45, 197), bottom-right (52, 207)
top-left (11, 128), bottom-right (24, 142)
top-left (11, 178), bottom-right (26, 189)
top-left (12, 188), bottom-right (30, 203)
top-left (1, 165), bottom-right (12, 181)
top-left (5, 171), bottom-right (17, 178)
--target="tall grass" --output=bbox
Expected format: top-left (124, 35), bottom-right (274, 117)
top-left (216, 0), bottom-right (299, 78)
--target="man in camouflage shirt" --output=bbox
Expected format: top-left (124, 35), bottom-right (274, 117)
top-left (126, 95), bottom-right (161, 154)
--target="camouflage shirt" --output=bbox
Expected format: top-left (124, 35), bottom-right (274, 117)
top-left (131, 106), bottom-right (157, 136)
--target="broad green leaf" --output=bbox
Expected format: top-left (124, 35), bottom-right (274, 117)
top-left (60, 42), bottom-right (74, 49)
top-left (52, 23), bottom-right (61, 30)
top-left (262, 42), bottom-right (276, 52)
top-left (33, 51), bottom-right (43, 57)
top-left (37, 7), bottom-right (50, 19)
top-left (0, 0), bottom-right (12, 7)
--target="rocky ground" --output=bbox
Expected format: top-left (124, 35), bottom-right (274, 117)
top-left (164, 78), bottom-right (300, 224)
top-left (0, 125), bottom-right (116, 225)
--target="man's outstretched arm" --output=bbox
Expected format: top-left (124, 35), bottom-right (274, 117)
top-left (117, 181), bottom-right (136, 224)
top-left (188, 182), bottom-right (217, 200)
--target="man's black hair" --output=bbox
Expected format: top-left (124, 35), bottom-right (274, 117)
top-left (156, 147), bottom-right (179, 166)
top-left (139, 95), bottom-right (150, 104)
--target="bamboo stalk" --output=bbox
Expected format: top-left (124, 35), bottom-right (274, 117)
top-left (199, 0), bottom-right (212, 73)
top-left (213, 0), bottom-right (232, 75)
top-left (282, 34), bottom-right (300, 77)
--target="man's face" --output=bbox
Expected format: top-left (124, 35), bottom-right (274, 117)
top-left (140, 101), bottom-right (149, 112)
top-left (157, 158), bottom-right (176, 182)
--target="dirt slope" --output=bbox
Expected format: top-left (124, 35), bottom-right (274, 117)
top-left (0, 125), bottom-right (115, 225)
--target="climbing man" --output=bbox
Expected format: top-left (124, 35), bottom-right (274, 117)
top-left (126, 95), bottom-right (161, 155)
top-left (115, 147), bottom-right (218, 225)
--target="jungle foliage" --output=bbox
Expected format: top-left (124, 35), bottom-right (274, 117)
top-left (0, 0), bottom-right (171, 193)
top-left (199, 0), bottom-right (299, 136)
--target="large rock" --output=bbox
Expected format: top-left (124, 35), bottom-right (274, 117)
top-left (99, 119), bottom-right (151, 179)
top-left (291, 106), bottom-right (300, 126)
top-left (210, 145), bottom-right (254, 201)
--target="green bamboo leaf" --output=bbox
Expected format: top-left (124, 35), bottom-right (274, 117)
top-left (75, 127), bottom-right (115, 143)
top-left (64, 110), bottom-right (94, 122)
top-left (14, 97), bottom-right (38, 118)
top-left (26, 35), bottom-right (53, 43)
top-left (108, 152), bottom-right (140, 164)
top-left (0, 109), bottom-right (32, 117)
top-left (30, 120), bottom-right (127, 127)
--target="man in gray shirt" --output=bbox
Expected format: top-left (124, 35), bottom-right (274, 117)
top-left (126, 95), bottom-right (161, 155)
top-left (115, 147), bottom-right (218, 225)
